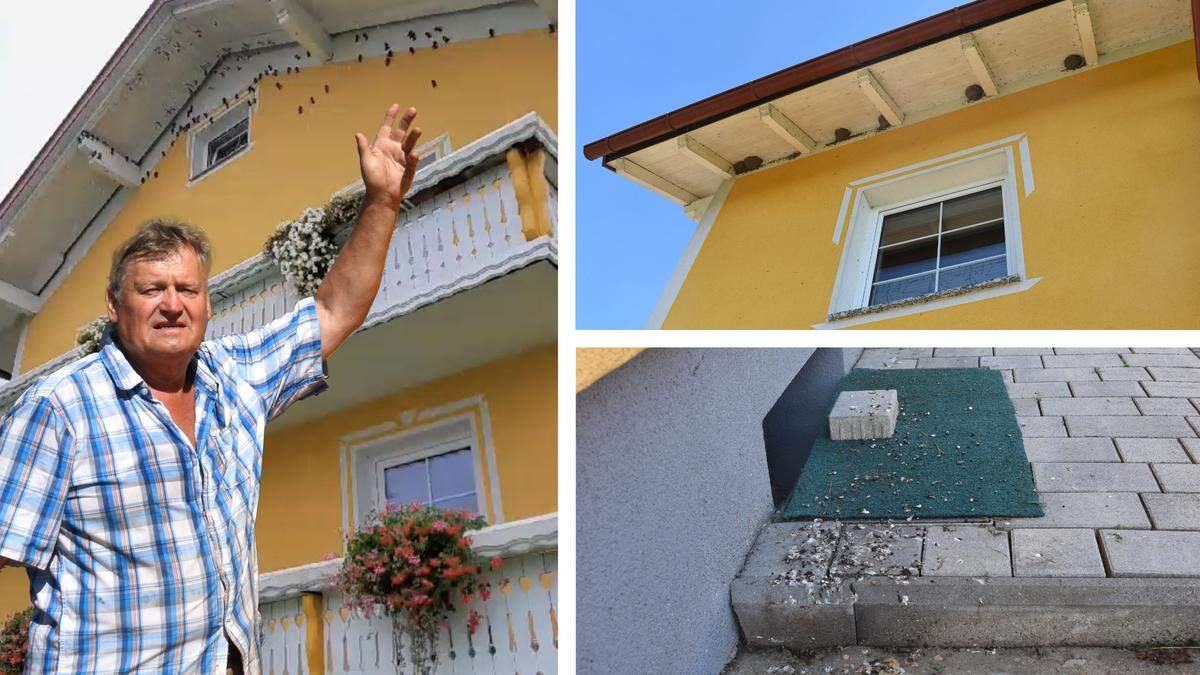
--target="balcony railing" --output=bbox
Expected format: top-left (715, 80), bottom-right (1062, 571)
top-left (257, 514), bottom-right (558, 674)
top-left (0, 113), bottom-right (556, 414)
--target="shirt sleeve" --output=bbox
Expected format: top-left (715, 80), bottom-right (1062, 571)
top-left (0, 390), bottom-right (73, 570)
top-left (214, 295), bottom-right (329, 420)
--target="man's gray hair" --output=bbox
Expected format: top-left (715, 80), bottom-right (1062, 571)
top-left (107, 219), bottom-right (212, 301)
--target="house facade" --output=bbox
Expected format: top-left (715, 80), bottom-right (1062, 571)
top-left (0, 1), bottom-right (557, 672)
top-left (583, 0), bottom-right (1200, 330)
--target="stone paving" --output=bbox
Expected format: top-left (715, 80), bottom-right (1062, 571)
top-left (846, 347), bottom-right (1200, 579)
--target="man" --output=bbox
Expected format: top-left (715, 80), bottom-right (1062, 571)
top-left (0, 104), bottom-right (423, 673)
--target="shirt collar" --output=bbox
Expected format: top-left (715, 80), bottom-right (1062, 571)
top-left (99, 339), bottom-right (220, 397)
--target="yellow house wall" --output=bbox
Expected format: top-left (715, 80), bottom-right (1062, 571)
top-left (662, 40), bottom-right (1200, 329)
top-left (20, 28), bottom-right (556, 371)
top-left (255, 342), bottom-right (556, 573)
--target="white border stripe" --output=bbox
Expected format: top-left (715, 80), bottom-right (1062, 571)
top-left (832, 187), bottom-right (853, 244)
top-left (1018, 134), bottom-right (1035, 196)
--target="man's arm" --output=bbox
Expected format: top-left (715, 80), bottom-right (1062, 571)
top-left (315, 104), bottom-right (422, 358)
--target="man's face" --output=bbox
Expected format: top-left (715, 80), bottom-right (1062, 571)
top-left (106, 247), bottom-right (211, 367)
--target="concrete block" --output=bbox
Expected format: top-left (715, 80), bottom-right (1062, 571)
top-left (997, 492), bottom-right (1151, 529)
top-left (1153, 464), bottom-right (1200, 492)
top-left (1114, 438), bottom-right (1191, 463)
top-left (1011, 529), bottom-right (1105, 577)
top-left (1006, 382), bottom-right (1070, 398)
top-left (856, 356), bottom-right (917, 370)
top-left (861, 348), bottom-right (934, 359)
top-left (981, 356), bottom-right (1043, 370)
top-left (916, 357), bottom-right (979, 369)
top-left (829, 390), bottom-right (897, 441)
top-left (1142, 493), bottom-right (1200, 530)
top-left (1131, 348), bottom-right (1193, 354)
top-left (1043, 354), bottom-right (1125, 368)
top-left (1018, 416), bottom-right (1066, 438)
top-left (933, 348), bottom-right (993, 357)
top-left (1143, 381), bottom-right (1200, 398)
top-left (853, 577), bottom-right (1200, 647)
top-left (1032, 462), bottom-right (1158, 492)
top-left (1100, 530), bottom-right (1200, 577)
top-left (1065, 416), bottom-right (1195, 438)
top-left (994, 348), bottom-right (1053, 355)
top-left (1038, 397), bottom-right (1138, 416)
top-left (1134, 397), bottom-right (1198, 415)
top-left (1022, 438), bottom-right (1119, 462)
top-left (1053, 348), bottom-right (1129, 355)
top-left (1068, 381), bottom-right (1145, 397)
top-left (1010, 399), bottom-right (1040, 416)
top-left (1146, 367), bottom-right (1200, 382)
top-left (829, 524), bottom-right (924, 579)
top-left (1191, 417), bottom-right (1200, 436)
top-left (1096, 366), bottom-right (1150, 381)
top-left (923, 525), bottom-right (1011, 577)
top-left (739, 522), bottom-right (840, 578)
top-left (1012, 367), bottom-right (1097, 382)
top-left (1122, 353), bottom-right (1200, 368)
top-left (1179, 438), bottom-right (1200, 462)
top-left (731, 576), bottom-right (857, 649)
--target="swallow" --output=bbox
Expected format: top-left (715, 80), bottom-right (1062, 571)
top-left (298, 105), bottom-right (303, 114)
top-left (276, 82), bottom-right (282, 89)
top-left (489, 28), bottom-right (495, 38)
top-left (409, 47), bottom-right (415, 55)
top-left (408, 30), bottom-right (416, 40)
top-left (324, 84), bottom-right (329, 93)
top-left (431, 79), bottom-right (437, 88)
top-left (357, 54), bottom-right (362, 62)
top-left (442, 36), bottom-right (449, 44)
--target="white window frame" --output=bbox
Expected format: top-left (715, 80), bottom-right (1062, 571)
top-left (188, 101), bottom-right (253, 183)
top-left (823, 143), bottom-right (1035, 326)
top-left (350, 415), bottom-right (487, 526)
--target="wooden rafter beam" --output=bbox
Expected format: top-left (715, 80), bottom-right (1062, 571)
top-left (676, 135), bottom-right (734, 178)
top-left (609, 158), bottom-right (698, 206)
top-left (959, 34), bottom-right (999, 97)
top-left (758, 104), bottom-right (817, 154)
top-left (1072, 0), bottom-right (1099, 67)
top-left (269, 0), bottom-right (333, 62)
top-left (855, 68), bottom-right (904, 127)
top-left (0, 278), bottom-right (41, 315)
top-left (76, 135), bottom-right (141, 188)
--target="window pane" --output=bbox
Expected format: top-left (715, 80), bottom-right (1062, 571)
top-left (875, 238), bottom-right (937, 282)
top-left (938, 256), bottom-right (1008, 292)
top-left (870, 272), bottom-right (935, 306)
top-left (432, 493), bottom-right (478, 516)
top-left (939, 222), bottom-right (1005, 268)
top-left (384, 461), bottom-right (428, 508)
top-left (428, 448), bottom-right (475, 501)
top-left (879, 203), bottom-right (939, 246)
top-left (942, 187), bottom-right (1002, 231)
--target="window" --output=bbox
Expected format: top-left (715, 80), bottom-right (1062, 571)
top-left (868, 185), bottom-right (1006, 306)
top-left (380, 445), bottom-right (479, 514)
top-left (206, 118), bottom-right (248, 169)
top-left (189, 102), bottom-right (252, 180)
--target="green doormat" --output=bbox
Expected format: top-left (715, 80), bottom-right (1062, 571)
top-left (779, 368), bottom-right (1043, 521)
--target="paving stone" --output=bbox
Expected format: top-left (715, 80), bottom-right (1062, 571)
top-left (1065, 416), bottom-right (1195, 438)
top-left (998, 369), bottom-right (1014, 382)
top-left (1191, 417), bottom-right (1200, 436)
top-left (1143, 381), bottom-right (1200, 398)
top-left (1068, 380), bottom-right (1146, 397)
top-left (739, 522), bottom-right (840, 577)
top-left (862, 348), bottom-right (935, 359)
top-left (1032, 463), bottom-right (1158, 492)
top-left (1134, 397), bottom-right (1198, 415)
top-left (1181, 438), bottom-right (1200, 462)
top-left (933, 347), bottom-right (993, 357)
top-left (1011, 529), bottom-right (1105, 577)
top-left (1039, 397), bottom-right (1139, 416)
top-left (1152, 464), bottom-right (1200, 492)
top-left (917, 357), bottom-right (979, 369)
top-left (1131, 348), bottom-right (1194, 354)
top-left (829, 524), bottom-right (924, 578)
top-left (1009, 399), bottom-right (1040, 416)
top-left (1006, 382), bottom-right (1070, 398)
top-left (1022, 437), bottom-right (1119, 462)
top-left (829, 389), bottom-right (898, 440)
top-left (1013, 367), bottom-right (1098, 382)
top-left (1096, 366), bottom-right (1150, 381)
top-left (1142, 493), bottom-right (1200, 530)
top-left (923, 525), bottom-right (1012, 577)
top-left (1100, 530), bottom-right (1200, 576)
top-left (1019, 416), bottom-right (1066, 437)
top-left (1115, 438), bottom-right (1192, 463)
top-left (981, 356), bottom-right (1044, 370)
top-left (1053, 348), bottom-right (1130, 355)
top-left (1147, 367), bottom-right (1200, 382)
top-left (1122, 353), bottom-right (1200, 368)
top-left (857, 357), bottom-right (917, 370)
top-left (1043, 354), bottom-right (1125, 368)
top-left (997, 492), bottom-right (1150, 529)
top-left (994, 348), bottom-right (1053, 355)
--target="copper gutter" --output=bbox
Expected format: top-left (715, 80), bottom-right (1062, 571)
top-left (583, 0), bottom-right (1065, 163)
top-left (0, 0), bottom-right (169, 221)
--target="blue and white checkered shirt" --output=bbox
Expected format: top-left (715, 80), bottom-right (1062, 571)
top-left (0, 297), bottom-right (327, 673)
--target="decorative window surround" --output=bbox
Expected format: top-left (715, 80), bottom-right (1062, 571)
top-left (187, 100), bottom-right (254, 184)
top-left (820, 135), bottom-right (1036, 329)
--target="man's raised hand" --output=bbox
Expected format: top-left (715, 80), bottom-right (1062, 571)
top-left (354, 104), bottom-right (422, 211)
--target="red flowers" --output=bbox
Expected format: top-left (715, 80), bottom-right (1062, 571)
top-left (0, 608), bottom-right (32, 675)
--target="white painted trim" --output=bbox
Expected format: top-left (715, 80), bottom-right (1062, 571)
top-left (611, 157), bottom-right (697, 205)
top-left (1073, 0), bottom-right (1100, 67)
top-left (0, 279), bottom-right (41, 315)
top-left (646, 178), bottom-right (733, 329)
top-left (848, 134), bottom-right (1025, 187)
top-left (813, 277), bottom-right (1042, 329)
top-left (959, 33), bottom-right (999, 97)
top-left (11, 316), bottom-right (30, 378)
top-left (759, 103), bottom-right (817, 154)
top-left (257, 513), bottom-right (557, 604)
top-left (187, 99), bottom-right (255, 185)
top-left (1018, 135), bottom-right (1035, 196)
top-left (676, 135), bottom-right (734, 178)
top-left (856, 68), bottom-right (904, 126)
top-left (270, 0), bottom-right (333, 62)
top-left (832, 186), bottom-right (853, 244)
top-left (477, 398), bottom-right (505, 523)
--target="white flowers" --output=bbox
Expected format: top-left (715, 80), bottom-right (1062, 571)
top-left (75, 317), bottom-right (110, 356)
top-left (265, 205), bottom-right (337, 296)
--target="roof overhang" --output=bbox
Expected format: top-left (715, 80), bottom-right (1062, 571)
top-left (583, 0), bottom-right (1196, 209)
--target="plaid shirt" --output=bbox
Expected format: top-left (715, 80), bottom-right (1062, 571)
top-left (0, 297), bottom-right (327, 673)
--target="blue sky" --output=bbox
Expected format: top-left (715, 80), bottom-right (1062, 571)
top-left (576, 0), bottom-right (968, 329)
